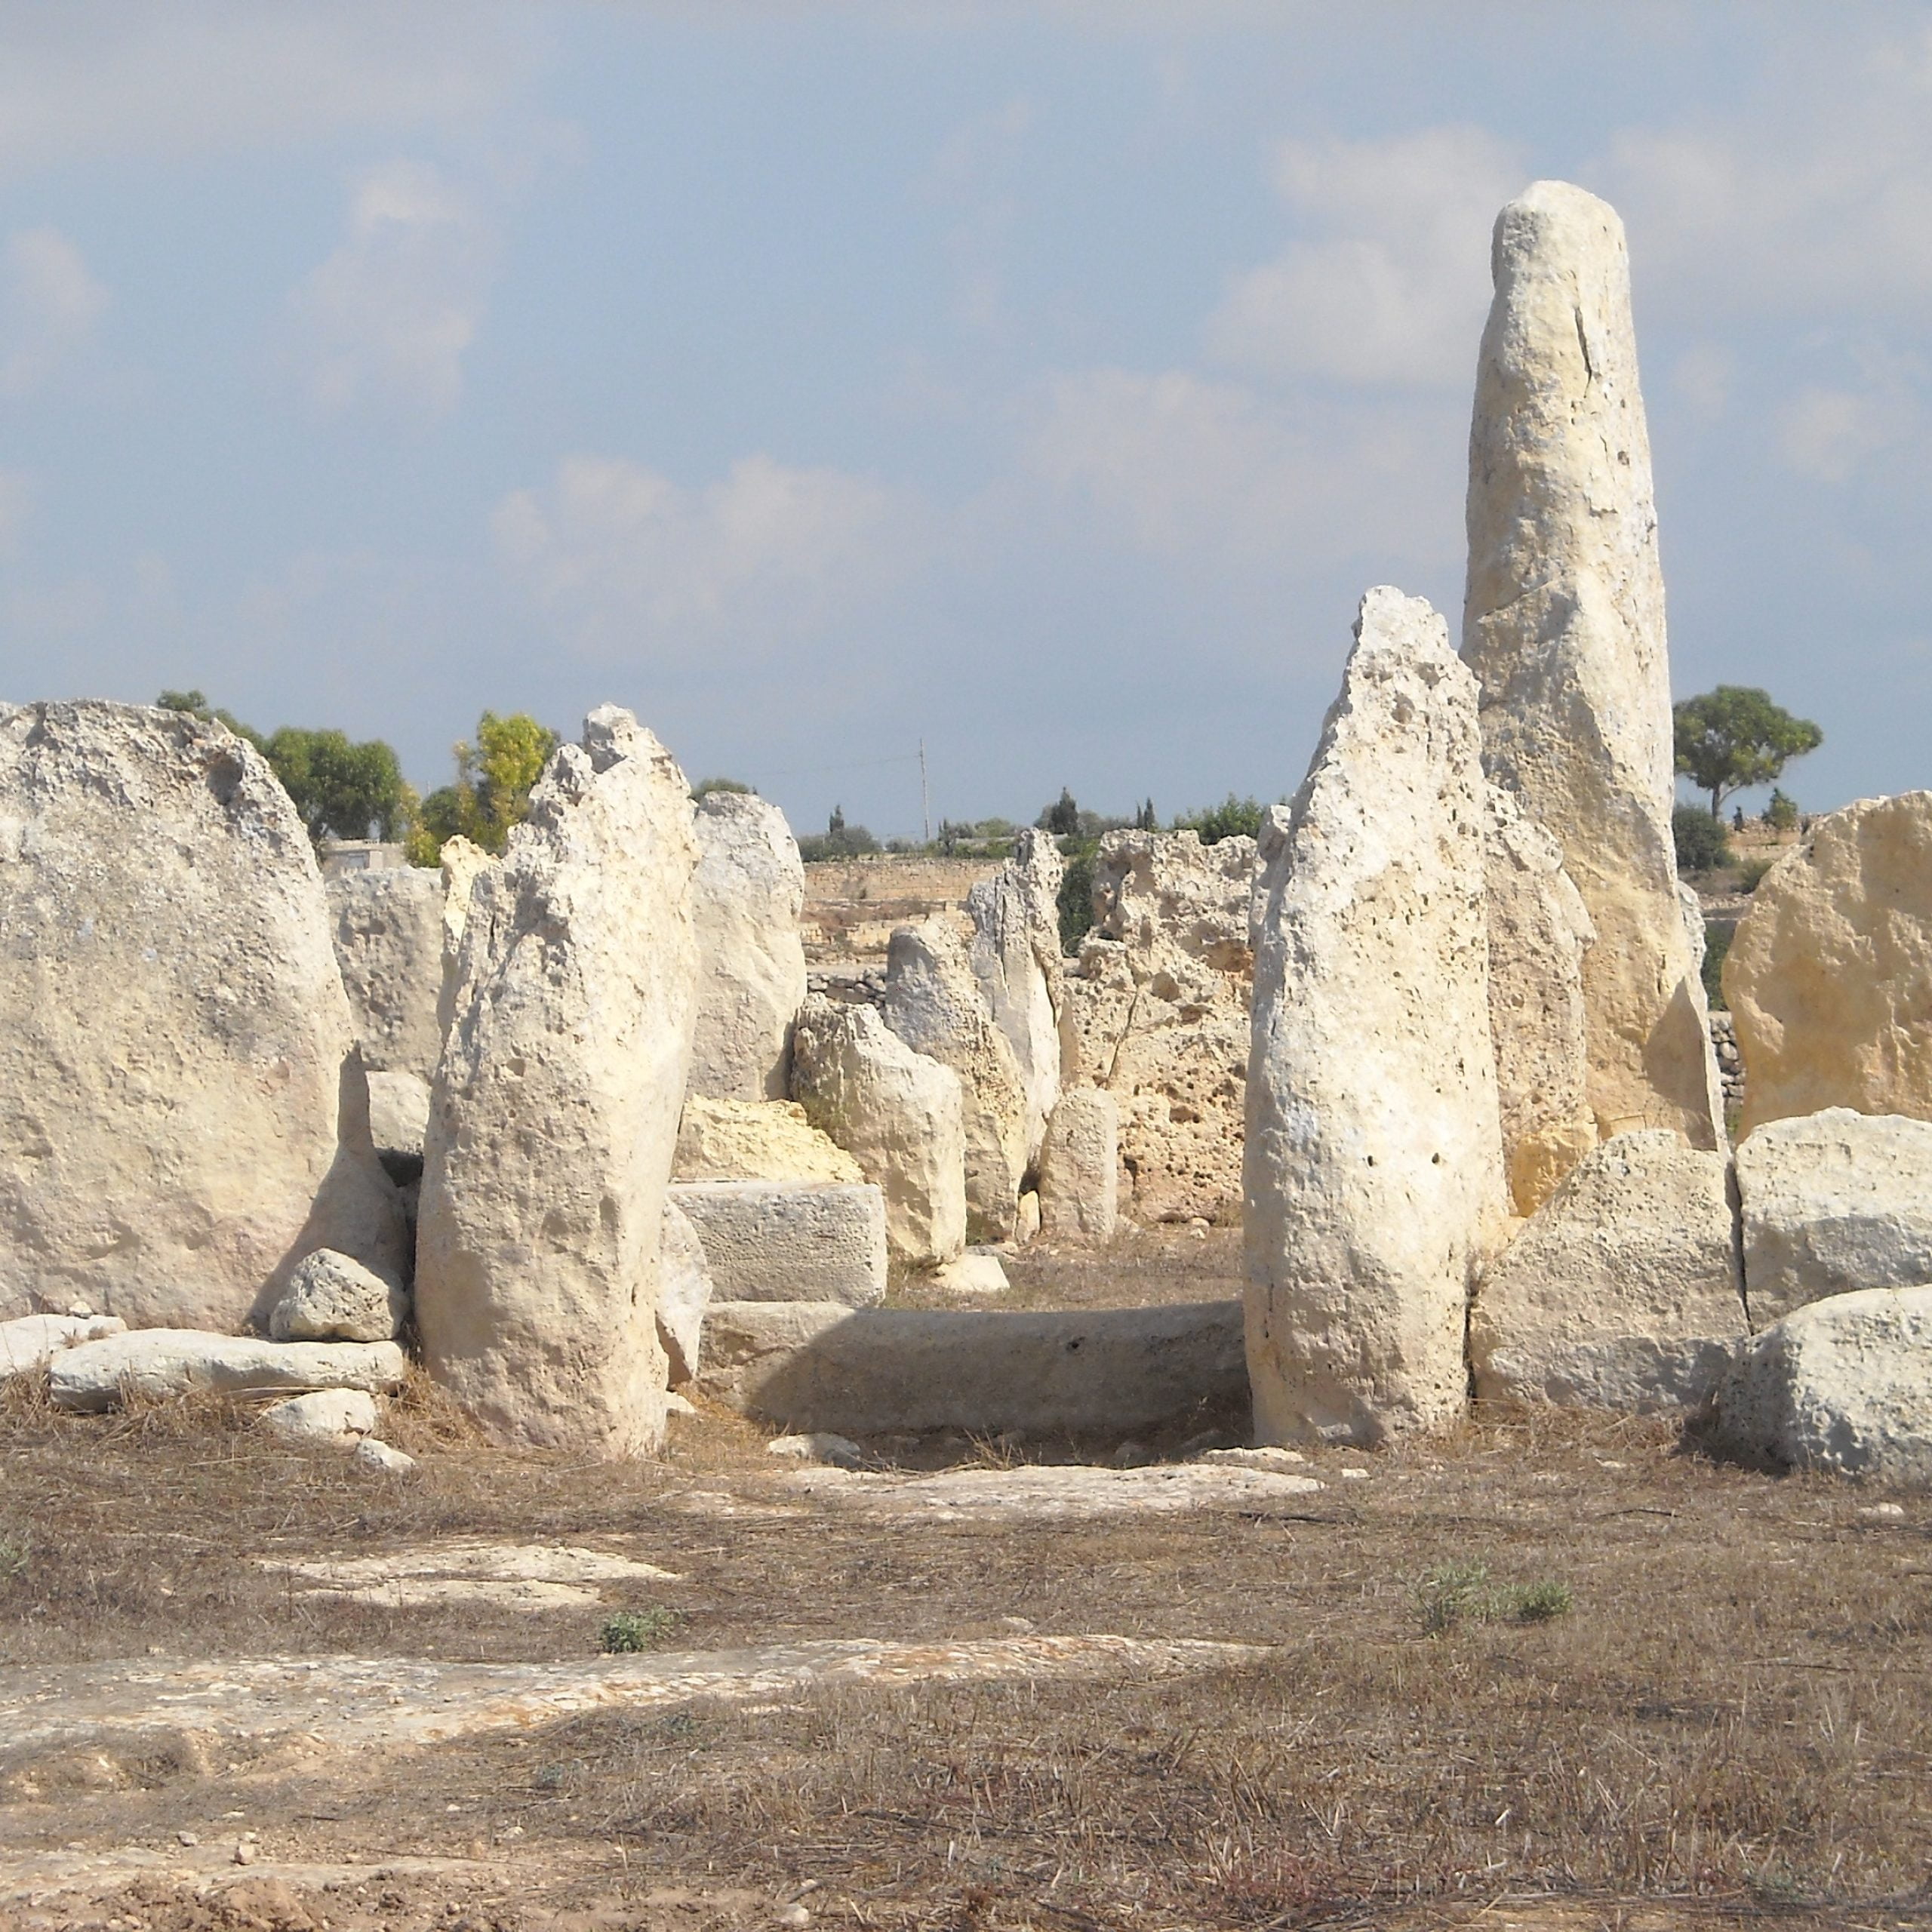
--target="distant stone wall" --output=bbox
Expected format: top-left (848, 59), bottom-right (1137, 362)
top-left (801, 857), bottom-right (998, 966)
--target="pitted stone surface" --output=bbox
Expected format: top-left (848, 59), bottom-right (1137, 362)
top-left (674, 1094), bottom-right (862, 1185)
top-left (326, 866), bottom-right (445, 1078)
top-left (965, 829), bottom-right (1064, 1164)
top-left (1038, 1086), bottom-right (1120, 1241)
top-left (669, 1180), bottom-right (887, 1307)
top-left (48, 1331), bottom-right (408, 1411)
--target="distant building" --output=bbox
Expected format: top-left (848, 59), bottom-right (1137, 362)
top-left (321, 840), bottom-right (411, 877)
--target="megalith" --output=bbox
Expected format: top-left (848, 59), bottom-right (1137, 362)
top-left (327, 866), bottom-right (445, 1079)
top-left (1462, 180), bottom-right (1721, 1149)
top-left (966, 828), bottom-right (1064, 1164)
top-left (1724, 794), bottom-right (1932, 1135)
top-left (435, 835), bottom-right (494, 1044)
top-left (1483, 783), bottom-right (1596, 1214)
top-left (1038, 1086), bottom-right (1119, 1242)
top-left (415, 707), bottom-right (700, 1456)
top-left (791, 995), bottom-right (967, 1269)
top-left (0, 702), bottom-right (407, 1330)
top-left (881, 918), bottom-right (1029, 1241)
top-left (688, 791), bottom-right (808, 1102)
top-left (1244, 588), bottom-right (1507, 1446)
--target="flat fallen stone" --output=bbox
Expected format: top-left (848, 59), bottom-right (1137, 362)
top-left (779, 1463), bottom-right (1326, 1521)
top-left (0, 1312), bottom-right (125, 1378)
top-left (257, 1388), bottom-right (378, 1449)
top-left (930, 1250), bottom-right (1010, 1294)
top-left (0, 1635), bottom-right (1265, 1762)
top-left (48, 1332), bottom-right (408, 1412)
top-left (260, 1539), bottom-right (681, 1589)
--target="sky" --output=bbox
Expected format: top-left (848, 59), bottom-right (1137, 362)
top-left (2, 2), bottom-right (1928, 842)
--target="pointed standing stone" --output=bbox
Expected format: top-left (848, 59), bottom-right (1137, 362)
top-left (1462, 180), bottom-right (1721, 1150)
top-left (1244, 588), bottom-right (1507, 1447)
top-left (966, 827), bottom-right (1064, 1166)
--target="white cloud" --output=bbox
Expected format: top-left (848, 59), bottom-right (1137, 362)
top-left (1778, 379), bottom-right (1919, 485)
top-left (0, 468), bottom-right (30, 555)
top-left (1205, 125), bottom-right (1523, 387)
top-left (492, 453), bottom-right (915, 662)
top-left (287, 162), bottom-right (495, 417)
top-left (0, 227), bottom-right (107, 398)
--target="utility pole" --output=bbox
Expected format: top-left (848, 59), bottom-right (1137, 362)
top-left (919, 739), bottom-right (931, 847)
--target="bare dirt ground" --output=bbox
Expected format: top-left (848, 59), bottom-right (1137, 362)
top-left (892, 1226), bottom-right (1244, 1311)
top-left (3, 1238), bottom-right (1930, 1932)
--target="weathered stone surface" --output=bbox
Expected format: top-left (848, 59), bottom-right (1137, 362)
top-left (0, 701), bottom-right (407, 1331)
top-left (366, 1069), bottom-right (431, 1161)
top-left (48, 1332), bottom-right (408, 1411)
top-left (668, 1180), bottom-right (886, 1307)
top-left (697, 1298), bottom-right (1248, 1441)
top-left (351, 1437), bottom-right (417, 1476)
top-left (1484, 783), bottom-right (1596, 1214)
top-left (1735, 1108), bottom-right (1932, 1326)
top-left (657, 1198), bottom-right (712, 1383)
top-left (931, 1249), bottom-right (1009, 1294)
top-left (269, 1248), bottom-right (407, 1343)
top-left (1463, 180), bottom-right (1721, 1149)
top-left (434, 835), bottom-right (494, 1046)
top-left (326, 867), bottom-right (444, 1078)
top-left (965, 829), bottom-right (1063, 1163)
top-left (791, 996), bottom-right (967, 1268)
top-left (1245, 587), bottom-right (1506, 1447)
top-left (1469, 1131), bottom-right (1745, 1411)
top-left (689, 792), bottom-right (808, 1102)
top-left (673, 1094), bottom-right (861, 1184)
top-left (1726, 795), bottom-right (1932, 1135)
top-left (780, 1463), bottom-right (1322, 1521)
top-left (0, 1312), bottom-right (125, 1378)
top-left (1060, 830), bottom-right (1254, 1223)
top-left (882, 920), bottom-right (1029, 1241)
top-left (1038, 1086), bottom-right (1119, 1241)
top-left (1710, 1285), bottom-right (1932, 1484)
top-left (417, 708), bottom-right (700, 1456)
top-left (258, 1388), bottom-right (379, 1449)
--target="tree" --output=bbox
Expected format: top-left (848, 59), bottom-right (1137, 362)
top-left (1042, 788), bottom-right (1081, 837)
top-left (1174, 793), bottom-right (1267, 845)
top-left (1673, 686), bottom-right (1823, 821)
top-left (408, 710), bottom-right (560, 863)
top-left (1133, 798), bottom-right (1157, 832)
top-left (1764, 787), bottom-right (1799, 832)
top-left (158, 688), bottom-right (263, 746)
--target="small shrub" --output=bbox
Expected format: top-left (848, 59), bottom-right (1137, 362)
top-left (1764, 786), bottom-right (1800, 832)
top-left (1174, 794), bottom-right (1267, 846)
top-left (1673, 804), bottom-right (1733, 874)
top-left (0, 1535), bottom-right (27, 1581)
top-left (600, 1606), bottom-right (684, 1654)
top-left (1510, 1579), bottom-right (1574, 1623)
top-left (1058, 848), bottom-right (1096, 955)
top-left (1738, 857), bottom-right (1774, 894)
top-left (691, 776), bottom-right (753, 799)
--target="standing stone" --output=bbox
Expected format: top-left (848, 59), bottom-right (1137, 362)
top-left (689, 792), bottom-right (808, 1102)
top-left (1483, 783), bottom-right (1596, 1215)
top-left (326, 868), bottom-right (445, 1078)
top-left (435, 835), bottom-right (494, 1046)
top-left (881, 919), bottom-right (1029, 1241)
top-left (657, 1198), bottom-right (712, 1385)
top-left (1038, 1087), bottom-right (1119, 1242)
top-left (1060, 830), bottom-right (1255, 1223)
top-left (416, 708), bottom-right (700, 1456)
top-left (1724, 795), bottom-right (1932, 1135)
top-left (1244, 588), bottom-right (1507, 1447)
top-left (0, 702), bottom-right (406, 1330)
top-left (966, 828), bottom-right (1064, 1164)
top-left (791, 995), bottom-right (967, 1269)
top-left (1469, 1132), bottom-right (1745, 1411)
top-left (1462, 180), bottom-right (1721, 1149)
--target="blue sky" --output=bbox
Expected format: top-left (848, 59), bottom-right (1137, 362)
top-left (2, 3), bottom-right (1928, 841)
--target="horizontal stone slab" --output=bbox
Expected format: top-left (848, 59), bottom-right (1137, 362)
top-left (48, 1331), bottom-right (410, 1412)
top-left (697, 1297), bottom-right (1248, 1439)
top-left (669, 1180), bottom-right (886, 1306)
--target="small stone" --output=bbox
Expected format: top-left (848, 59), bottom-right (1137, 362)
top-left (1198, 1446), bottom-right (1308, 1472)
top-left (930, 1249), bottom-right (1009, 1295)
top-left (1001, 1615), bottom-right (1036, 1633)
top-left (269, 1247), bottom-right (407, 1344)
top-left (1339, 1466), bottom-right (1370, 1481)
top-left (349, 1438), bottom-right (417, 1477)
top-left (664, 1391), bottom-right (697, 1418)
top-left (1110, 1441), bottom-right (1149, 1468)
top-left (232, 1843), bottom-right (255, 1867)
top-left (767, 1432), bottom-right (865, 1469)
top-left (775, 1908), bottom-right (811, 1929)
top-left (176, 1832), bottom-right (198, 1847)
top-left (258, 1388), bottom-right (379, 1451)
top-left (1860, 1503), bottom-right (1906, 1521)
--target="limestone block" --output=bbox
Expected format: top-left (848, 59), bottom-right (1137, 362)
top-left (326, 867), bottom-right (445, 1078)
top-left (1725, 795), bottom-right (1932, 1135)
top-left (352, 1437), bottom-right (417, 1476)
top-left (1462, 181), bottom-right (1721, 1149)
top-left (668, 1180), bottom-right (886, 1307)
top-left (791, 995), bottom-right (967, 1268)
top-left (0, 1312), bottom-right (126, 1378)
top-left (1244, 587), bottom-right (1507, 1447)
top-left (697, 1298), bottom-right (1249, 1441)
top-left (1060, 830), bottom-right (1255, 1223)
top-left (1709, 1285), bottom-right (1932, 1484)
top-left (673, 1094), bottom-right (862, 1184)
top-left (259, 1388), bottom-right (379, 1449)
top-left (1735, 1108), bottom-right (1932, 1326)
top-left (269, 1247), bottom-right (408, 1343)
top-left (434, 835), bottom-right (494, 1046)
top-left (1038, 1087), bottom-right (1119, 1241)
top-left (49, 1332), bottom-right (408, 1412)
top-left (658, 1199), bottom-right (712, 1383)
top-left (416, 708), bottom-right (700, 1456)
top-left (931, 1250), bottom-right (1009, 1294)
top-left (366, 1069), bottom-right (432, 1163)
top-left (1469, 1131), bottom-right (1746, 1411)
top-left (882, 920), bottom-right (1029, 1241)
top-left (1483, 783), bottom-right (1596, 1214)
top-left (965, 829), bottom-right (1063, 1162)
top-left (689, 792), bottom-right (808, 1102)
top-left (0, 701), bottom-right (407, 1330)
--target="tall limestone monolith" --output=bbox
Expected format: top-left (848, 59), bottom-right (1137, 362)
top-left (881, 919), bottom-right (1029, 1241)
top-left (1462, 180), bottom-right (1721, 1149)
top-left (0, 702), bottom-right (406, 1329)
top-left (327, 866), bottom-right (445, 1079)
top-left (688, 791), bottom-right (808, 1102)
top-left (416, 708), bottom-right (700, 1456)
top-left (435, 835), bottom-right (494, 1044)
top-left (1483, 783), bottom-right (1596, 1214)
top-left (1244, 588), bottom-right (1507, 1446)
top-left (966, 828), bottom-right (1064, 1165)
